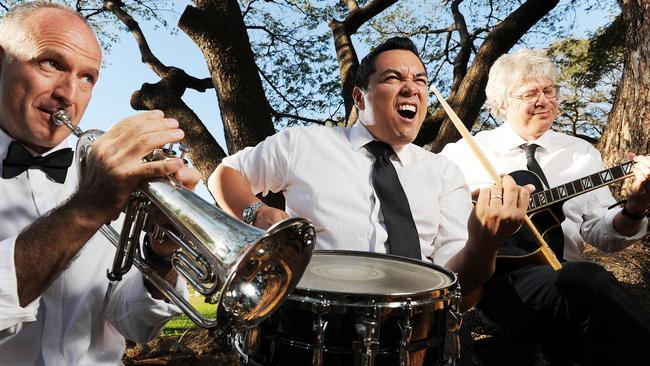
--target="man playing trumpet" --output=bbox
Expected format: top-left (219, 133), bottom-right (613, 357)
top-left (0, 2), bottom-right (200, 364)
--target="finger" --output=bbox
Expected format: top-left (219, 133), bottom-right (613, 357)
top-left (523, 183), bottom-right (536, 193)
top-left (489, 184), bottom-right (504, 207)
top-left (102, 111), bottom-right (171, 137)
top-left (136, 158), bottom-right (185, 181)
top-left (500, 175), bottom-right (519, 208)
top-left (517, 186), bottom-right (532, 210)
top-left (119, 129), bottom-right (185, 161)
top-left (175, 167), bottom-right (202, 191)
top-left (633, 160), bottom-right (650, 179)
top-left (470, 188), bottom-right (480, 201)
top-left (476, 187), bottom-right (491, 210)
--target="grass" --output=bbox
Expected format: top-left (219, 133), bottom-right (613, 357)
top-left (162, 293), bottom-right (217, 336)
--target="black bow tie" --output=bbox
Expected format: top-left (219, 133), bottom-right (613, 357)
top-left (2, 141), bottom-right (74, 183)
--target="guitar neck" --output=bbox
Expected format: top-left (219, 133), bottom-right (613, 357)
top-left (528, 161), bottom-right (635, 212)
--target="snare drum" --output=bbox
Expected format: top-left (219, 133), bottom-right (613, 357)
top-left (233, 251), bottom-right (461, 366)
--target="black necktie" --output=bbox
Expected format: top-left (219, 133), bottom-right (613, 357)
top-left (2, 141), bottom-right (74, 183)
top-left (366, 140), bottom-right (421, 259)
top-left (521, 143), bottom-right (549, 188)
top-left (520, 143), bottom-right (564, 258)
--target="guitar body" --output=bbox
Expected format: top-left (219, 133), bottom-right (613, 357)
top-left (496, 170), bottom-right (565, 271)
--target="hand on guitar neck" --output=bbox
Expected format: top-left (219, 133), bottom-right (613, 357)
top-left (614, 153), bottom-right (650, 235)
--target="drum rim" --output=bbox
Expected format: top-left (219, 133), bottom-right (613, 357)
top-left (290, 250), bottom-right (458, 306)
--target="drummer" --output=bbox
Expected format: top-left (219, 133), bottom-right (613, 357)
top-left (208, 37), bottom-right (532, 315)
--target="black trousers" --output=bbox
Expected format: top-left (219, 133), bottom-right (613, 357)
top-left (476, 261), bottom-right (650, 365)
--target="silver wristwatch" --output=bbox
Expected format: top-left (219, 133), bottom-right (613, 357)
top-left (242, 201), bottom-right (266, 224)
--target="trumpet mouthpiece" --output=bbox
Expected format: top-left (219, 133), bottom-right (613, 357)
top-left (52, 110), bottom-right (70, 126)
top-left (52, 110), bottom-right (84, 137)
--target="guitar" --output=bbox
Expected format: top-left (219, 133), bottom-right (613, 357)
top-left (496, 160), bottom-right (635, 270)
top-left (460, 160), bottom-right (636, 311)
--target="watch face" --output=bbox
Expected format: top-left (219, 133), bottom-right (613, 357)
top-left (243, 202), bottom-right (264, 224)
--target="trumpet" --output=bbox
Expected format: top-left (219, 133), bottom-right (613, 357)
top-left (52, 110), bottom-right (315, 331)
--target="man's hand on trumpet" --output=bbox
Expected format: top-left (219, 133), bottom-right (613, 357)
top-left (74, 110), bottom-right (200, 226)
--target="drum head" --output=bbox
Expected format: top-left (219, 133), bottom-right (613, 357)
top-left (295, 251), bottom-right (455, 300)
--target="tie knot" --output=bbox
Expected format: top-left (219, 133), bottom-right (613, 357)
top-left (521, 143), bottom-right (538, 158)
top-left (366, 140), bottom-right (394, 159)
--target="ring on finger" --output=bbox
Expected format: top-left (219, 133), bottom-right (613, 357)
top-left (490, 194), bottom-right (503, 200)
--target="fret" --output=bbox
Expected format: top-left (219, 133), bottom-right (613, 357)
top-left (590, 172), bottom-right (603, 186)
top-left (610, 165), bottom-right (625, 180)
top-left (573, 179), bottom-right (585, 193)
top-left (529, 195), bottom-right (537, 210)
top-left (622, 161), bottom-right (634, 175)
top-left (580, 177), bottom-right (593, 190)
top-left (557, 185), bottom-right (568, 198)
top-left (565, 182), bottom-right (576, 196)
top-left (599, 169), bottom-right (613, 183)
top-left (550, 187), bottom-right (559, 202)
top-left (544, 190), bottom-right (552, 204)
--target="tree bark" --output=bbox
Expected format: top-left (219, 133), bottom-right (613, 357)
top-left (598, 0), bottom-right (650, 175)
top-left (416, 0), bottom-right (560, 152)
top-left (131, 71), bottom-right (224, 182)
top-left (179, 0), bottom-right (276, 155)
top-left (330, 0), bottom-right (398, 125)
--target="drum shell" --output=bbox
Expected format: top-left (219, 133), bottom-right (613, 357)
top-left (234, 251), bottom-right (460, 366)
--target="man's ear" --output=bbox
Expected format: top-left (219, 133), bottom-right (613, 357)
top-left (352, 87), bottom-right (364, 110)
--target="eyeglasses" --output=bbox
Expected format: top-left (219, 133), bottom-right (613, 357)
top-left (510, 86), bottom-right (559, 104)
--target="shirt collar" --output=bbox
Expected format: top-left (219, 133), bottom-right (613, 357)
top-left (498, 122), bottom-right (554, 153)
top-left (0, 126), bottom-right (72, 161)
top-left (348, 121), bottom-right (415, 165)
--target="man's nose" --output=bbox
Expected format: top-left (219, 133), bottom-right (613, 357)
top-left (52, 75), bottom-right (77, 106)
top-left (535, 91), bottom-right (553, 104)
top-left (400, 80), bottom-right (419, 96)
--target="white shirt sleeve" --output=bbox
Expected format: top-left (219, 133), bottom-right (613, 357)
top-left (105, 269), bottom-right (188, 343)
top-left (430, 157), bottom-right (473, 267)
top-left (0, 236), bottom-right (40, 337)
top-left (221, 128), bottom-right (297, 196)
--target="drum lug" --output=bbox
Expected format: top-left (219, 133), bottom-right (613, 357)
top-left (444, 286), bottom-right (463, 364)
top-left (355, 301), bottom-right (380, 366)
top-left (398, 299), bottom-right (414, 366)
top-left (312, 294), bottom-right (329, 366)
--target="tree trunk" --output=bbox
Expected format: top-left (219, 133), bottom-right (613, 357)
top-left (179, 0), bottom-right (276, 155)
top-left (130, 70), bottom-right (224, 183)
top-left (598, 0), bottom-right (650, 175)
top-left (330, 19), bottom-right (359, 126)
top-left (416, 0), bottom-right (560, 152)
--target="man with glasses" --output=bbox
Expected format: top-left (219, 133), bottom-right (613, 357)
top-left (441, 48), bottom-right (650, 364)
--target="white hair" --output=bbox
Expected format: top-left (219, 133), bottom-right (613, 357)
top-left (0, 1), bottom-right (89, 61)
top-left (485, 48), bottom-right (559, 120)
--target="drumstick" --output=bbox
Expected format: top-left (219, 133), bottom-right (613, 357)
top-left (429, 84), bottom-right (561, 271)
top-left (315, 226), bottom-right (329, 233)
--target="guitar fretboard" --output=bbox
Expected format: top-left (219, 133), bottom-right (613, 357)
top-left (528, 161), bottom-right (634, 212)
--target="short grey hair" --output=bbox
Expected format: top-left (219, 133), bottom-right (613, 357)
top-left (485, 48), bottom-right (559, 120)
top-left (0, 1), bottom-right (90, 61)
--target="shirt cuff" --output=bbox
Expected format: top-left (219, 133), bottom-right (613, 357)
top-left (606, 207), bottom-right (648, 240)
top-left (0, 237), bottom-right (39, 331)
top-left (127, 271), bottom-right (188, 326)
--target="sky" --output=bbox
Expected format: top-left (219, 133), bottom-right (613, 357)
top-left (81, 1), bottom-right (615, 200)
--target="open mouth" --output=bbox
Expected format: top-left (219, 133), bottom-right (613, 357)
top-left (397, 104), bottom-right (417, 119)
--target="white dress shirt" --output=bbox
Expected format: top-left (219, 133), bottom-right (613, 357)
top-left (440, 122), bottom-right (647, 261)
top-left (221, 122), bottom-right (472, 266)
top-left (0, 128), bottom-right (185, 366)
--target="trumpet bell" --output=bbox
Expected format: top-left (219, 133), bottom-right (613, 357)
top-left (143, 179), bottom-right (315, 330)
